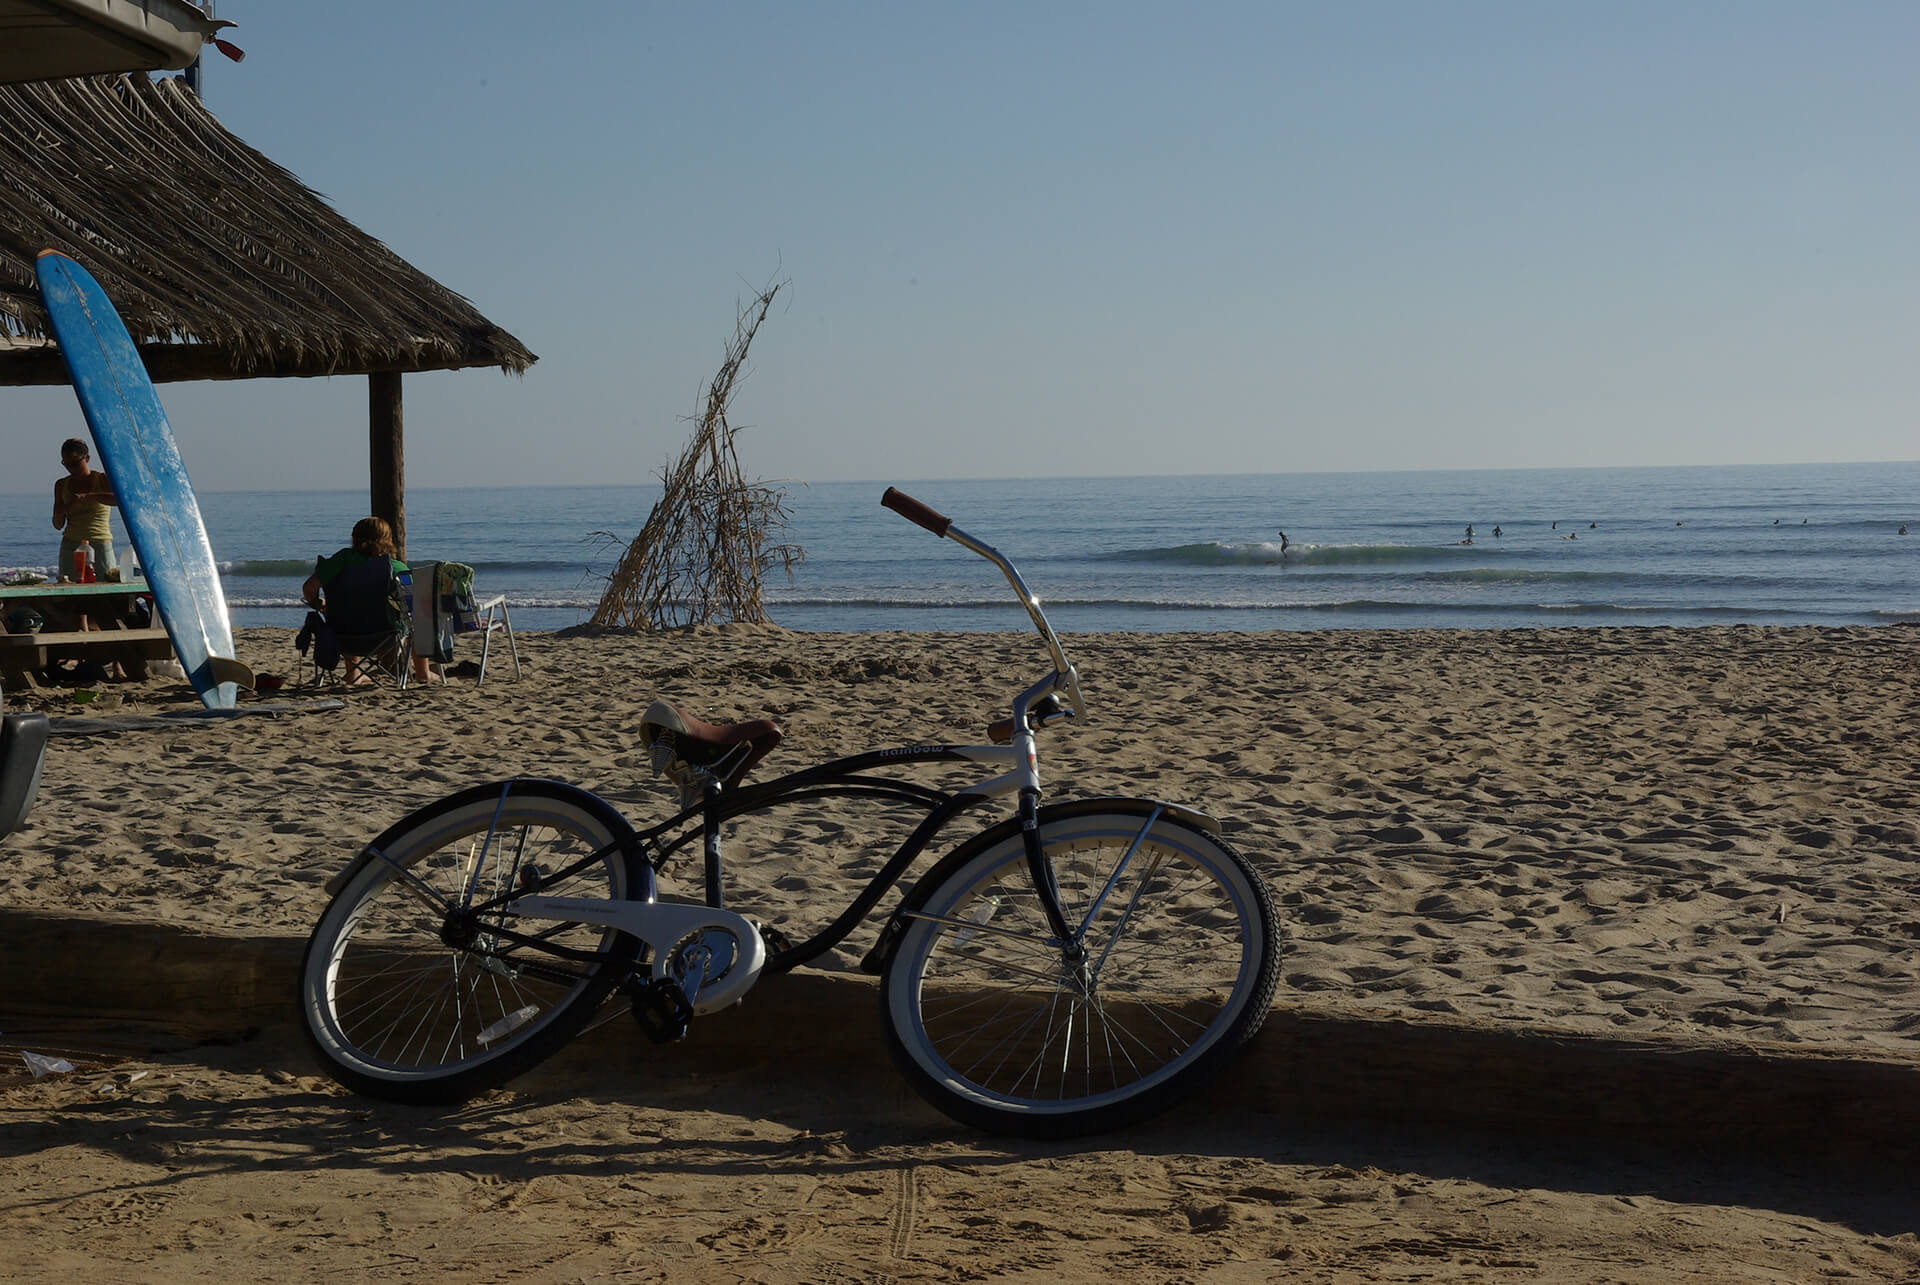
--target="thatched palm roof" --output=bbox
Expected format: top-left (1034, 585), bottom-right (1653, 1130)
top-left (0, 73), bottom-right (535, 386)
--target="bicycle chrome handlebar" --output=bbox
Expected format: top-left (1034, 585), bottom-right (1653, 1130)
top-left (882, 487), bottom-right (1085, 723)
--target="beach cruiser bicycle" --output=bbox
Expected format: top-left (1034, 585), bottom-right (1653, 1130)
top-left (299, 489), bottom-right (1282, 1136)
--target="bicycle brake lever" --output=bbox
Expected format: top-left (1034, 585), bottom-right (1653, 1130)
top-left (989, 694), bottom-right (1073, 744)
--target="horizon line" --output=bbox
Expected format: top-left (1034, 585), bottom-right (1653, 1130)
top-left (1, 457), bottom-right (1917, 499)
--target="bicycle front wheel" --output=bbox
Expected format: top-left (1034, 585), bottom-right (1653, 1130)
top-left (299, 779), bottom-right (644, 1103)
top-left (882, 799), bottom-right (1281, 1137)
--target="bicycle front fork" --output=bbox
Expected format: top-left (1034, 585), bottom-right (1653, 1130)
top-left (1020, 790), bottom-right (1086, 964)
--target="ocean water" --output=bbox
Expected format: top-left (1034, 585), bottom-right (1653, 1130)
top-left (2, 463), bottom-right (1915, 634)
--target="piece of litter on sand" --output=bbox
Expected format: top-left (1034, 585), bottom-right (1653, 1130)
top-left (23, 1051), bottom-right (76, 1078)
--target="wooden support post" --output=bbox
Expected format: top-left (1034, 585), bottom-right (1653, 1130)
top-left (369, 371), bottom-right (405, 558)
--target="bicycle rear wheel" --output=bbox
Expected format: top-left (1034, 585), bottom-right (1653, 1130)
top-left (881, 798), bottom-right (1281, 1137)
top-left (299, 779), bottom-right (644, 1103)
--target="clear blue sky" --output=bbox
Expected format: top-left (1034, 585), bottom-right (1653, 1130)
top-left (10, 1), bottom-right (1917, 492)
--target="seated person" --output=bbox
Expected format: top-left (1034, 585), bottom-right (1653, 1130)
top-left (302, 517), bottom-right (435, 685)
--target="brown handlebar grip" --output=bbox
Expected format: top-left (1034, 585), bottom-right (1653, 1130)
top-left (882, 487), bottom-right (952, 537)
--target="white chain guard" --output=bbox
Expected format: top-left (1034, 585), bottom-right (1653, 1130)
top-left (508, 896), bottom-right (767, 1014)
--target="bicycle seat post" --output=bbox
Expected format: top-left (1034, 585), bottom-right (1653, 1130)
top-left (701, 780), bottom-right (725, 908)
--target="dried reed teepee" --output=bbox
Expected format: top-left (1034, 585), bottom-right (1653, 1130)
top-left (590, 283), bottom-right (802, 630)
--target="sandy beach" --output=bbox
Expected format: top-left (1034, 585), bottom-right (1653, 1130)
top-left (4, 623), bottom-right (1918, 1280)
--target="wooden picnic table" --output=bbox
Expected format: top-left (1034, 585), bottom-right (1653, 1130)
top-left (0, 581), bottom-right (175, 688)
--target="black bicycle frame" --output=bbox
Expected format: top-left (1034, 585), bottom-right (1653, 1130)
top-left (453, 740), bottom-right (1070, 980)
top-left (632, 744), bottom-right (1007, 973)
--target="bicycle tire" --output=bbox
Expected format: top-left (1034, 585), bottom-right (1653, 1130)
top-left (299, 779), bottom-right (644, 1103)
top-left (881, 798), bottom-right (1282, 1137)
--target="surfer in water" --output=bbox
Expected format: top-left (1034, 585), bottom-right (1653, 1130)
top-left (1276, 531), bottom-right (1290, 555)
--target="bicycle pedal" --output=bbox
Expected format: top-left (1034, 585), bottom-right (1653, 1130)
top-left (631, 976), bottom-right (694, 1044)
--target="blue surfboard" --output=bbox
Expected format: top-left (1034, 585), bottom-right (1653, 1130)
top-left (34, 251), bottom-right (252, 710)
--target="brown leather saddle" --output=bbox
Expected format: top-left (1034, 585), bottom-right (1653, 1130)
top-left (640, 699), bottom-right (783, 795)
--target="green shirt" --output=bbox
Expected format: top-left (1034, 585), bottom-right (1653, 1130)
top-left (313, 548), bottom-right (408, 588)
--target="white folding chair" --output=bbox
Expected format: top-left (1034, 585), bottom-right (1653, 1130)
top-left (473, 594), bottom-right (521, 688)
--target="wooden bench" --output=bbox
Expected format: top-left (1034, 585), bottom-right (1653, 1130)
top-left (0, 627), bottom-right (174, 686)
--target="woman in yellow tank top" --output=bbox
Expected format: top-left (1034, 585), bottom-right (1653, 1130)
top-left (51, 437), bottom-right (119, 580)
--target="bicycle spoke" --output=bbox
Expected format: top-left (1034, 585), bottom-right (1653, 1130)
top-left (931, 978), bottom-right (1067, 1093)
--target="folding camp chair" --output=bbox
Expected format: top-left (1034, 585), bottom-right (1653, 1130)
top-left (407, 561), bottom-right (520, 687)
top-left (471, 593), bottom-right (521, 688)
top-left (292, 608), bottom-right (338, 688)
top-left (311, 557), bottom-right (412, 688)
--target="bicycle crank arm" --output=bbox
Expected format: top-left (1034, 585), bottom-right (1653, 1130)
top-left (509, 897), bottom-right (767, 1014)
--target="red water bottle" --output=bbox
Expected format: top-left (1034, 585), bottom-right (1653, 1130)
top-left (72, 548), bottom-right (92, 583)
